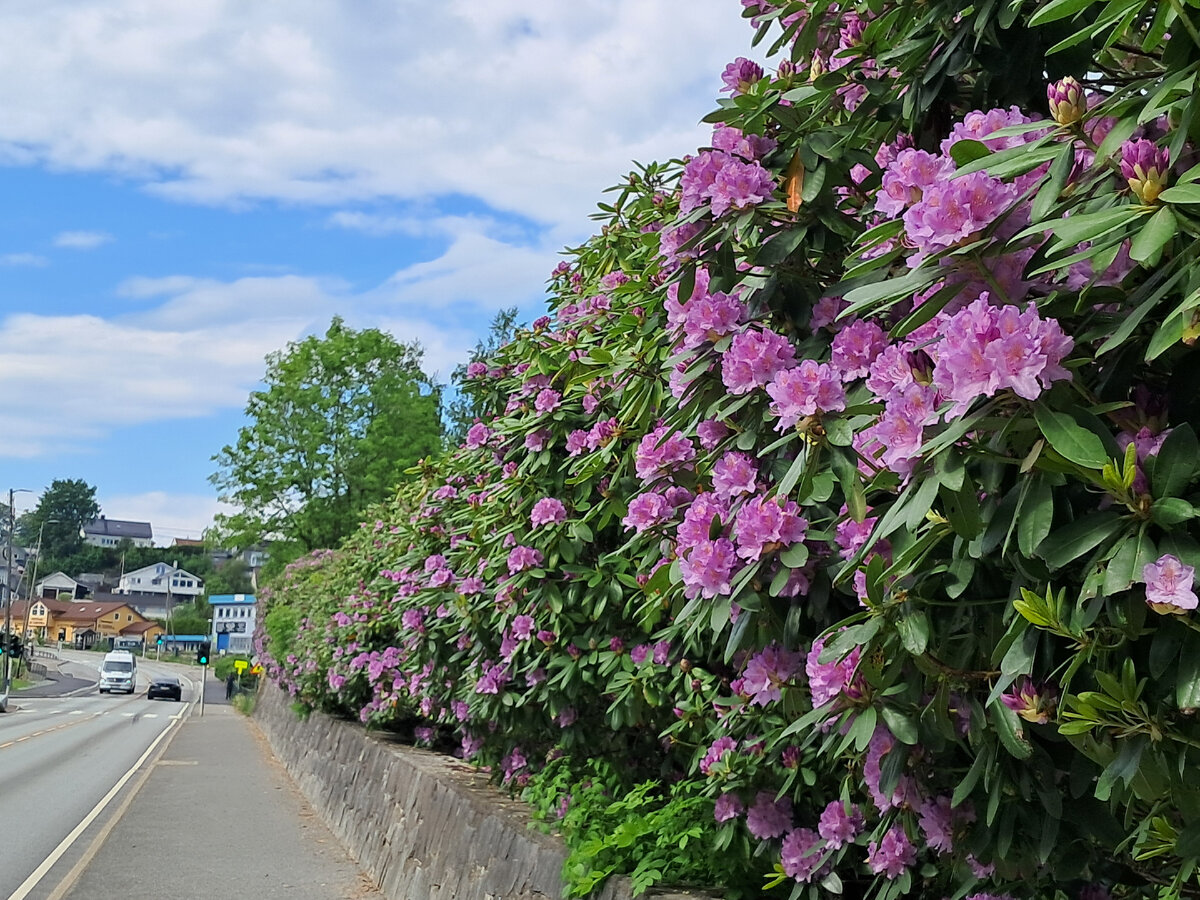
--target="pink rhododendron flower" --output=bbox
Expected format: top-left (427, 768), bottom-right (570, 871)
top-left (746, 791), bottom-right (792, 839)
top-left (806, 634), bottom-right (864, 709)
top-left (866, 824), bottom-right (916, 878)
top-left (506, 545), bottom-right (544, 575)
top-left (933, 294), bottom-right (1073, 417)
top-left (780, 828), bottom-right (824, 883)
top-left (766, 360), bottom-right (847, 430)
top-left (1143, 554), bottom-right (1198, 614)
top-left (623, 491), bottom-right (672, 532)
top-left (465, 423), bottom-right (492, 449)
top-left (530, 498), bottom-right (567, 527)
top-left (1001, 675), bottom-right (1058, 724)
top-left (679, 538), bottom-right (738, 599)
top-left (711, 123), bottom-right (777, 160)
top-left (700, 736), bottom-right (737, 775)
top-left (818, 800), bottom-right (864, 849)
top-left (714, 792), bottom-right (744, 823)
top-left (720, 57), bottom-right (764, 95)
top-left (634, 425), bottom-right (697, 481)
top-left (697, 419), bottom-right (731, 449)
top-left (733, 495), bottom-right (808, 562)
top-left (721, 328), bottom-right (797, 395)
top-left (712, 451), bottom-right (758, 501)
top-left (741, 643), bottom-right (802, 706)
top-left (830, 319), bottom-right (888, 380)
top-left (533, 388), bottom-right (562, 413)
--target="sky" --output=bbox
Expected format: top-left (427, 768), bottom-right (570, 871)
top-left (0, 0), bottom-right (760, 544)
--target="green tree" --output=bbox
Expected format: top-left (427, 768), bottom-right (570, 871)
top-left (211, 316), bottom-right (443, 552)
top-left (18, 479), bottom-right (100, 560)
top-left (443, 307), bottom-right (521, 444)
top-left (205, 557), bottom-right (254, 596)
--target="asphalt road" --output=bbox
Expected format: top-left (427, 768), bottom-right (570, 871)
top-left (0, 651), bottom-right (198, 900)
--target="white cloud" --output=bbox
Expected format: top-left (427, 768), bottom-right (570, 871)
top-left (0, 1), bottom-right (758, 228)
top-left (0, 252), bottom-right (48, 267)
top-left (0, 220), bottom-right (544, 458)
top-left (54, 230), bottom-right (114, 249)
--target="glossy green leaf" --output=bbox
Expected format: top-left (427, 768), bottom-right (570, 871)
top-left (1033, 403), bottom-right (1110, 469)
top-left (1036, 510), bottom-right (1126, 570)
top-left (1128, 205), bottom-right (1178, 263)
top-left (1159, 183), bottom-right (1200, 205)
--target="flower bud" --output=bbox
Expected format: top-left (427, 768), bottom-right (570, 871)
top-left (1047, 76), bottom-right (1086, 127)
top-left (1120, 138), bottom-right (1170, 204)
top-left (808, 53), bottom-right (827, 82)
top-left (1001, 676), bottom-right (1057, 725)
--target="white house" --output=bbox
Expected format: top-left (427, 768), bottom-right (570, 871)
top-left (82, 516), bottom-right (153, 548)
top-left (115, 562), bottom-right (204, 600)
top-left (209, 594), bottom-right (256, 655)
top-left (34, 571), bottom-right (87, 599)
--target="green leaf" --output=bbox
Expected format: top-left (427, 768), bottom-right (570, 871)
top-left (1033, 403), bottom-right (1110, 469)
top-left (1039, 206), bottom-right (1140, 250)
top-left (952, 749), bottom-right (989, 807)
top-left (1159, 183), bottom-right (1200, 205)
top-left (1029, 0), bottom-right (1101, 26)
top-left (1152, 497), bottom-right (1197, 527)
top-left (989, 701), bottom-right (1033, 759)
top-left (1017, 475), bottom-right (1055, 558)
top-left (895, 608), bottom-right (930, 656)
top-left (779, 542), bottom-right (809, 568)
top-left (1036, 510), bottom-right (1126, 570)
top-left (1104, 527), bottom-right (1157, 596)
top-left (1178, 631), bottom-right (1200, 711)
top-left (1150, 423), bottom-right (1199, 499)
top-left (949, 139), bottom-right (991, 166)
top-left (1128, 205), bottom-right (1178, 263)
top-left (881, 705), bottom-right (920, 745)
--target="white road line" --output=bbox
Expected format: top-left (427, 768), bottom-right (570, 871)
top-left (7, 715), bottom-right (180, 900)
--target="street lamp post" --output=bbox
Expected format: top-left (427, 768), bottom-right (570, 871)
top-left (1, 488), bottom-right (33, 709)
top-left (15, 518), bottom-right (55, 678)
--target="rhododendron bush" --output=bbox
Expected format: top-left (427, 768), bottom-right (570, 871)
top-left (257, 1), bottom-right (1200, 898)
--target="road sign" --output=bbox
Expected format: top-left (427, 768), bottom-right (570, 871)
top-left (234, 660), bottom-right (249, 672)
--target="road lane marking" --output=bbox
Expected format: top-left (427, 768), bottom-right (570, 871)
top-left (0, 714), bottom-right (104, 752)
top-left (9, 713), bottom-right (182, 900)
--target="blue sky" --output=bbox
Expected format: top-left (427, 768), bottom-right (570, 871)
top-left (0, 1), bottom-right (758, 543)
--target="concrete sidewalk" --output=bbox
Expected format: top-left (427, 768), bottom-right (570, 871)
top-left (60, 693), bottom-right (384, 900)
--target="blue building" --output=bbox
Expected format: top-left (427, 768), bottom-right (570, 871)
top-left (209, 594), bottom-right (257, 655)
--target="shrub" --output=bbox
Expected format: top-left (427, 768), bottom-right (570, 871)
top-left (258, 2), bottom-right (1200, 898)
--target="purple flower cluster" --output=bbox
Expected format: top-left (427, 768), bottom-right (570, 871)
top-left (740, 643), bottom-right (802, 706)
top-left (721, 327), bottom-right (796, 394)
top-left (634, 425), bottom-right (697, 481)
top-left (529, 497), bottom-right (567, 527)
top-left (733, 495), bottom-right (808, 562)
top-left (680, 150), bottom-right (777, 218)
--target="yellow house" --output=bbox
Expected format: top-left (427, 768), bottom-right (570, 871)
top-left (9, 598), bottom-right (165, 648)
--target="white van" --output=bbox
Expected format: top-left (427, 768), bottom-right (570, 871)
top-left (98, 650), bottom-right (137, 694)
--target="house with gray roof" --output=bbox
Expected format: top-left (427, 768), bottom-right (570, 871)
top-left (82, 516), bottom-right (153, 548)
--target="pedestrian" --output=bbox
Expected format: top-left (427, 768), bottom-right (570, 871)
top-left (225, 671), bottom-right (236, 700)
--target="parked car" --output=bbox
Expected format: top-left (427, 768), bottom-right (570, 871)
top-left (147, 675), bottom-right (182, 702)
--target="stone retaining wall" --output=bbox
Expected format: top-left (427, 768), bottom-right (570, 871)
top-left (254, 684), bottom-right (717, 900)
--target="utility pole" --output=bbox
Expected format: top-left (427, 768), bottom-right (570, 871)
top-left (16, 517), bottom-right (53, 678)
top-left (2, 489), bottom-right (13, 698)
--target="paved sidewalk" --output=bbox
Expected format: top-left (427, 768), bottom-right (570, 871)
top-left (61, 693), bottom-right (383, 900)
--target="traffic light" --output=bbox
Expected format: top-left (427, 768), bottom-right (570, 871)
top-left (9, 635), bottom-right (21, 658)
top-left (156, 635), bottom-right (163, 647)
top-left (196, 641), bottom-right (210, 665)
